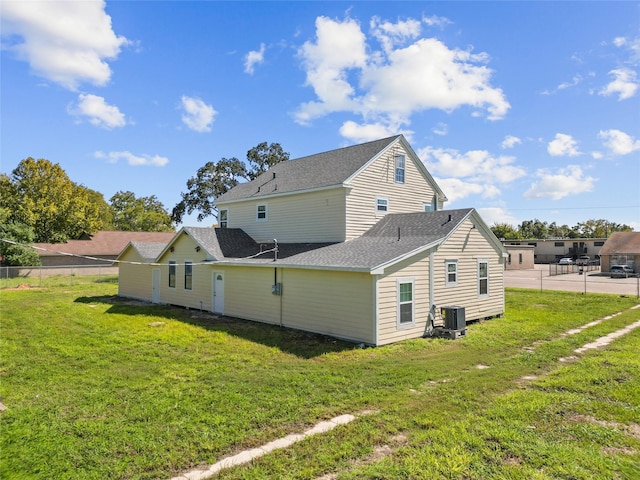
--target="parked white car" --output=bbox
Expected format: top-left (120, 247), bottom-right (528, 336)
top-left (610, 265), bottom-right (634, 278)
top-left (558, 258), bottom-right (573, 265)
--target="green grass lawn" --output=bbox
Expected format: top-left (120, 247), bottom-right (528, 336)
top-left (1, 283), bottom-right (639, 479)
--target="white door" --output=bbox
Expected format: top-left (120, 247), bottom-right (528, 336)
top-left (212, 271), bottom-right (224, 314)
top-left (152, 269), bottom-right (161, 303)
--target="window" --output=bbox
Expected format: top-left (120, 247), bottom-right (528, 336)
top-left (219, 209), bottom-right (228, 228)
top-left (394, 154), bottom-right (405, 183)
top-left (397, 279), bottom-right (414, 326)
top-left (184, 261), bottom-right (193, 290)
top-left (256, 204), bottom-right (267, 221)
top-left (478, 260), bottom-right (489, 296)
top-left (376, 197), bottom-right (388, 214)
top-left (519, 253), bottom-right (523, 264)
top-left (168, 261), bottom-right (176, 288)
top-left (446, 260), bottom-right (458, 286)
top-left (594, 241), bottom-right (604, 247)
top-left (424, 195), bottom-right (437, 212)
top-left (508, 254), bottom-right (512, 264)
top-left (554, 242), bottom-right (564, 247)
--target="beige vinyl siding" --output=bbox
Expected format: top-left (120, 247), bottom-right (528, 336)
top-left (433, 219), bottom-right (504, 321)
top-left (377, 252), bottom-right (431, 346)
top-left (156, 233), bottom-right (212, 310)
top-left (118, 248), bottom-right (153, 301)
top-left (224, 188), bottom-right (347, 243)
top-left (346, 144), bottom-right (439, 240)
top-left (281, 269), bottom-right (375, 344)
top-left (221, 266), bottom-right (282, 325)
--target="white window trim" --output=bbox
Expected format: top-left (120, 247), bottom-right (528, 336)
top-left (445, 259), bottom-right (458, 287)
top-left (168, 260), bottom-right (177, 289)
top-left (184, 260), bottom-right (193, 291)
top-left (219, 209), bottom-right (229, 228)
top-left (478, 259), bottom-right (489, 297)
top-left (394, 154), bottom-right (405, 184)
top-left (376, 197), bottom-right (388, 216)
top-left (256, 204), bottom-right (268, 222)
top-left (396, 277), bottom-right (415, 328)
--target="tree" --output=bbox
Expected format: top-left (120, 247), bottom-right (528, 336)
top-left (110, 191), bottom-right (174, 232)
top-left (0, 209), bottom-right (41, 266)
top-left (574, 219), bottom-right (633, 238)
top-left (490, 223), bottom-right (521, 240)
top-left (548, 222), bottom-right (578, 239)
top-left (3, 158), bottom-right (111, 242)
top-left (172, 142), bottom-right (289, 224)
top-left (246, 142), bottom-right (290, 180)
top-left (518, 219), bottom-right (549, 239)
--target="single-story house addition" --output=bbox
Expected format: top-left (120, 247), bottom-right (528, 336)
top-left (118, 135), bottom-right (506, 345)
top-left (118, 208), bottom-right (505, 346)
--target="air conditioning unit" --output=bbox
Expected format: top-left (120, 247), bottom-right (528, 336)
top-left (441, 306), bottom-right (466, 331)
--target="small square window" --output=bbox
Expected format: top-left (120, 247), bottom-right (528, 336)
top-left (446, 260), bottom-right (458, 286)
top-left (376, 197), bottom-right (388, 214)
top-left (257, 204), bottom-right (267, 221)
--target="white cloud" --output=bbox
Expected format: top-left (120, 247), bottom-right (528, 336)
top-left (180, 96), bottom-right (216, 132)
top-left (435, 177), bottom-right (496, 203)
top-left (557, 74), bottom-right (583, 90)
top-left (370, 16), bottom-right (421, 54)
top-left (599, 68), bottom-right (638, 100)
top-left (476, 207), bottom-right (519, 227)
top-left (598, 129), bottom-right (640, 155)
top-left (244, 43), bottom-right (266, 75)
top-left (547, 133), bottom-right (580, 157)
top-left (68, 94), bottom-right (126, 129)
top-left (422, 147), bottom-right (527, 184)
top-left (94, 150), bottom-right (168, 167)
top-left (432, 122), bottom-right (448, 136)
top-left (523, 165), bottom-right (595, 200)
top-left (339, 121), bottom-right (399, 143)
top-left (295, 15), bottom-right (510, 135)
top-left (422, 14), bottom-right (452, 29)
top-left (501, 135), bottom-right (521, 149)
top-left (1, 0), bottom-right (129, 90)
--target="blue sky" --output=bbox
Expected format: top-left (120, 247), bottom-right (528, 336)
top-left (2, 1), bottom-right (639, 231)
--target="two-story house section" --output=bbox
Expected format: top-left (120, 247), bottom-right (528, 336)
top-left (214, 135), bottom-right (447, 243)
top-left (117, 135), bottom-right (506, 346)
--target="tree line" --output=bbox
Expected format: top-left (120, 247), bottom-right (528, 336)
top-left (490, 218), bottom-right (632, 241)
top-left (0, 142), bottom-right (289, 266)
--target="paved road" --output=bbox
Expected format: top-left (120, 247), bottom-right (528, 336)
top-left (505, 264), bottom-right (640, 297)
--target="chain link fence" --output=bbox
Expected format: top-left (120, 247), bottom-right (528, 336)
top-left (1, 265), bottom-right (118, 289)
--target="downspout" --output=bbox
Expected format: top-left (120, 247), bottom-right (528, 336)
top-left (429, 248), bottom-right (435, 319)
top-left (279, 268), bottom-right (284, 327)
top-left (373, 274), bottom-right (380, 346)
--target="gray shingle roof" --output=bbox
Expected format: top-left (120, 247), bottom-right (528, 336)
top-left (273, 209), bottom-right (474, 270)
top-left (216, 135), bottom-right (401, 203)
top-left (598, 232), bottom-right (640, 255)
top-left (127, 242), bottom-right (169, 262)
top-left (158, 209), bottom-right (479, 272)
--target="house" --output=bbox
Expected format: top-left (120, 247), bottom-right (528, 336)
top-left (598, 232), bottom-right (640, 273)
top-left (35, 231), bottom-right (175, 266)
top-left (117, 135), bottom-right (507, 346)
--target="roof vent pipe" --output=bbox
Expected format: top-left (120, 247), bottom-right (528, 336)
top-left (273, 172), bottom-right (276, 179)
top-left (448, 214), bottom-right (452, 222)
top-left (398, 227), bottom-right (401, 241)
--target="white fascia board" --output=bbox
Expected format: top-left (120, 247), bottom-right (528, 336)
top-left (209, 259), bottom-right (372, 273)
top-left (370, 240), bottom-right (442, 275)
top-left (215, 184), bottom-right (346, 206)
